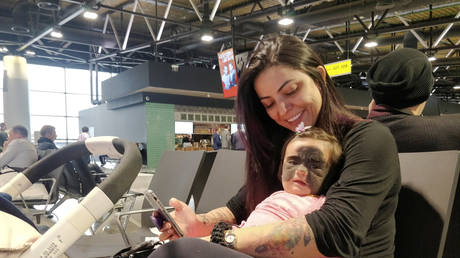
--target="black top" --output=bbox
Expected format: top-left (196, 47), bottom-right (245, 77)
top-left (0, 131), bottom-right (8, 147)
top-left (37, 137), bottom-right (58, 150)
top-left (227, 121), bottom-right (401, 257)
top-left (369, 109), bottom-right (460, 153)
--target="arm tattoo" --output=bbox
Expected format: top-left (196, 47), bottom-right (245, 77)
top-left (198, 207), bottom-right (236, 226)
top-left (254, 218), bottom-right (312, 256)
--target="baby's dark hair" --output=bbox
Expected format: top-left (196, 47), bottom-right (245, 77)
top-left (277, 127), bottom-right (342, 181)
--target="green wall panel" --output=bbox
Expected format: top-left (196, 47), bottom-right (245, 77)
top-left (145, 102), bottom-right (175, 169)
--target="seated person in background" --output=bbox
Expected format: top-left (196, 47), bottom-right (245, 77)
top-left (37, 125), bottom-right (57, 158)
top-left (0, 125), bottom-right (37, 171)
top-left (0, 122), bottom-right (8, 152)
top-left (367, 48), bottom-right (460, 152)
top-left (240, 126), bottom-right (341, 228)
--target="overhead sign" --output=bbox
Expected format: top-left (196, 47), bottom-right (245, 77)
top-left (324, 59), bottom-right (352, 78)
top-left (217, 48), bottom-right (238, 98)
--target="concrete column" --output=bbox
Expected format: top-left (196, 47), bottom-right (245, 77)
top-left (3, 56), bottom-right (31, 137)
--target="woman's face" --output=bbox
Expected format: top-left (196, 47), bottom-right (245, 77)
top-left (254, 65), bottom-right (323, 132)
top-left (281, 138), bottom-right (331, 196)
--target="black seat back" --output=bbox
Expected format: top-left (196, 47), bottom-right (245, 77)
top-left (396, 151), bottom-right (460, 258)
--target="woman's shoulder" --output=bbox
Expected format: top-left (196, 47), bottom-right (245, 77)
top-left (345, 119), bottom-right (393, 141)
top-left (342, 119), bottom-right (397, 155)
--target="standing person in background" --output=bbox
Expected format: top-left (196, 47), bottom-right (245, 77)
top-left (0, 123), bottom-right (8, 152)
top-left (212, 128), bottom-right (222, 150)
top-left (0, 125), bottom-right (37, 170)
top-left (367, 48), bottom-right (460, 152)
top-left (78, 126), bottom-right (91, 164)
top-left (231, 124), bottom-right (245, 150)
top-left (220, 126), bottom-right (231, 149)
top-left (78, 126), bottom-right (90, 142)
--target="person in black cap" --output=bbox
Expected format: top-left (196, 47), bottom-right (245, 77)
top-left (367, 48), bottom-right (460, 153)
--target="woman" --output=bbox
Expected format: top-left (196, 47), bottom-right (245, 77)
top-left (152, 35), bottom-right (400, 257)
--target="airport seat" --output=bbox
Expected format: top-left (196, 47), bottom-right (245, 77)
top-left (196, 150), bottom-right (246, 214)
top-left (67, 150), bottom-right (216, 257)
top-left (396, 150), bottom-right (460, 258)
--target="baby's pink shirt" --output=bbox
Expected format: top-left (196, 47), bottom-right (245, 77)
top-left (240, 191), bottom-right (326, 228)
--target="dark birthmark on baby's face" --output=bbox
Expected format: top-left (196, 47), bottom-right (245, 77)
top-left (282, 145), bottom-right (329, 194)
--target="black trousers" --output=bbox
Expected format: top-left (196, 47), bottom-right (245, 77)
top-left (148, 238), bottom-right (252, 258)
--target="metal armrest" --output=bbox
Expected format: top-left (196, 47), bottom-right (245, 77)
top-left (114, 205), bottom-right (176, 246)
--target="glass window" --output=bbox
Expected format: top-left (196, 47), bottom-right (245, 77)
top-left (66, 94), bottom-right (94, 117)
top-left (66, 117), bottom-right (79, 140)
top-left (29, 91), bottom-right (66, 116)
top-left (28, 64), bottom-right (65, 92)
top-left (0, 91), bottom-right (3, 114)
top-left (0, 61), bottom-right (3, 88)
top-left (65, 68), bottom-right (90, 94)
top-left (30, 116), bottom-right (67, 141)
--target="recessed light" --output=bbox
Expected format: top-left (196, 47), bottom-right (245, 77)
top-left (0, 47), bottom-right (8, 53)
top-left (201, 34), bottom-right (213, 42)
top-left (364, 41), bottom-right (378, 48)
top-left (428, 56), bottom-right (436, 62)
top-left (278, 17), bottom-right (294, 26)
top-left (25, 50), bottom-right (36, 56)
top-left (83, 11), bottom-right (98, 20)
top-left (50, 30), bottom-right (63, 38)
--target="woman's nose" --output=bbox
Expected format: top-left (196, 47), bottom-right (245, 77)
top-left (278, 101), bottom-right (291, 117)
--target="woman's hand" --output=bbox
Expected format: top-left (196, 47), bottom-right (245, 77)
top-left (157, 198), bottom-right (210, 241)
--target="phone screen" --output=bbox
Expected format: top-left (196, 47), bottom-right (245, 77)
top-left (144, 190), bottom-right (184, 237)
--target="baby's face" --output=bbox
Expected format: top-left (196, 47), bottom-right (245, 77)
top-left (281, 138), bottom-right (331, 196)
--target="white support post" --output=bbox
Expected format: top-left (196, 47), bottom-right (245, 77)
top-left (325, 28), bottom-right (344, 53)
top-left (98, 15), bottom-right (110, 54)
top-left (433, 10), bottom-right (460, 47)
top-left (210, 0), bottom-right (221, 21)
top-left (302, 28), bottom-right (311, 41)
top-left (433, 39), bottom-right (460, 72)
top-left (108, 15), bottom-right (122, 49)
top-left (352, 15), bottom-right (378, 53)
top-left (156, 0), bottom-right (173, 41)
top-left (188, 0), bottom-right (202, 22)
top-left (138, 1), bottom-right (157, 41)
top-left (122, 0), bottom-right (138, 50)
top-left (396, 13), bottom-right (428, 49)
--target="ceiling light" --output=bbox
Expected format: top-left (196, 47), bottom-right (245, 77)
top-left (428, 56), bottom-right (436, 62)
top-left (50, 29), bottom-right (63, 38)
top-left (83, 11), bottom-right (98, 20)
top-left (25, 50), bottom-right (36, 56)
top-left (453, 86), bottom-right (460, 90)
top-left (201, 34), bottom-right (213, 42)
top-left (0, 47), bottom-right (8, 53)
top-left (364, 41), bottom-right (378, 48)
top-left (278, 17), bottom-right (294, 26)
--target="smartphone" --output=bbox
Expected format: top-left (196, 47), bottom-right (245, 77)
top-left (144, 189), bottom-right (184, 237)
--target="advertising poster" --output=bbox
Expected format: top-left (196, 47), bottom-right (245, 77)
top-left (217, 48), bottom-right (238, 98)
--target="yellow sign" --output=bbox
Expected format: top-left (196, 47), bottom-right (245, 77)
top-left (324, 59), bottom-right (351, 77)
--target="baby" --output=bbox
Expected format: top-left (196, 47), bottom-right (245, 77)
top-left (241, 127), bottom-right (342, 227)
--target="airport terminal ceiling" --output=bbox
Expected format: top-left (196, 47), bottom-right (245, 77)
top-left (0, 0), bottom-right (460, 103)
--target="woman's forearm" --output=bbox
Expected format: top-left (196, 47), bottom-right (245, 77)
top-left (234, 217), bottom-right (325, 258)
top-left (196, 207), bottom-right (236, 235)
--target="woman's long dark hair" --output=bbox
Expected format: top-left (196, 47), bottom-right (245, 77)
top-left (236, 35), bottom-right (360, 213)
